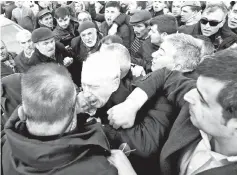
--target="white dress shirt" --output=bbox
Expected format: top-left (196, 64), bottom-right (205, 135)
top-left (179, 130), bottom-right (237, 175)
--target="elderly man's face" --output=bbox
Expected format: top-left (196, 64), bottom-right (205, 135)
top-left (184, 76), bottom-right (230, 138)
top-left (39, 13), bottom-right (53, 28)
top-left (56, 15), bottom-right (70, 29)
top-left (0, 41), bottom-right (8, 61)
top-left (80, 28), bottom-right (97, 48)
top-left (151, 40), bottom-right (176, 71)
top-left (228, 4), bottom-right (237, 29)
top-left (81, 71), bottom-right (116, 108)
top-left (35, 38), bottom-right (55, 57)
top-left (19, 34), bottom-right (34, 55)
top-left (201, 9), bottom-right (225, 37)
top-left (105, 7), bottom-right (120, 26)
top-left (133, 23), bottom-right (147, 39)
top-left (78, 12), bottom-right (91, 25)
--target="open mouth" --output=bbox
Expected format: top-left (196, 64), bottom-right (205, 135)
top-left (135, 32), bottom-right (140, 36)
top-left (106, 18), bottom-right (112, 22)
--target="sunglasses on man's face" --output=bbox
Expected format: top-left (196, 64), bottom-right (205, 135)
top-left (200, 18), bottom-right (222, 27)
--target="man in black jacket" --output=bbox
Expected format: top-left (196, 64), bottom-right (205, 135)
top-left (29, 27), bottom-right (73, 70)
top-left (108, 49), bottom-right (237, 175)
top-left (80, 45), bottom-right (173, 175)
top-left (2, 63), bottom-right (118, 175)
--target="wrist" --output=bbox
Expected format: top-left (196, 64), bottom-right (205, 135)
top-left (126, 88), bottom-right (148, 110)
top-left (112, 23), bottom-right (118, 28)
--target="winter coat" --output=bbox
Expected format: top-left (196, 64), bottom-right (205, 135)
top-left (14, 51), bottom-right (32, 73)
top-left (29, 42), bottom-right (70, 67)
top-left (136, 68), bottom-right (237, 175)
top-left (2, 111), bottom-right (118, 175)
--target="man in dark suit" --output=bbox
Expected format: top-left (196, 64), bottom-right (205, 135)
top-left (108, 49), bottom-right (237, 175)
top-left (80, 44), bottom-right (174, 175)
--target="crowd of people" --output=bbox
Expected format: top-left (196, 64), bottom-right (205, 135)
top-left (1, 1), bottom-right (237, 175)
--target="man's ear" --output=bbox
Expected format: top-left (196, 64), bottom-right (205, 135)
top-left (38, 19), bottom-right (43, 25)
top-left (112, 77), bottom-right (120, 92)
top-left (18, 105), bottom-right (27, 121)
top-left (34, 43), bottom-right (39, 50)
top-left (226, 118), bottom-right (237, 137)
top-left (219, 17), bottom-right (226, 28)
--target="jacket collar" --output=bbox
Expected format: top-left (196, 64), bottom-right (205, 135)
top-left (4, 109), bottom-right (111, 171)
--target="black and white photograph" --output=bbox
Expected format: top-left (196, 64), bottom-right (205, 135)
top-left (1, 1), bottom-right (237, 175)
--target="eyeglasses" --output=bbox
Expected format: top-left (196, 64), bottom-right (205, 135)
top-left (200, 18), bottom-right (222, 27)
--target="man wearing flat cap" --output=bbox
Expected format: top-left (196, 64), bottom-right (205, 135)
top-left (36, 9), bottom-right (54, 30)
top-left (130, 10), bottom-right (154, 73)
top-left (70, 21), bottom-right (102, 87)
top-left (28, 27), bottom-right (73, 70)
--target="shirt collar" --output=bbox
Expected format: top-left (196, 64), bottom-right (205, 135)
top-left (200, 130), bottom-right (237, 162)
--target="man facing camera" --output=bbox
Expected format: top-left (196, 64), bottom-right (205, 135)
top-left (14, 29), bottom-right (35, 73)
top-left (29, 27), bottom-right (73, 69)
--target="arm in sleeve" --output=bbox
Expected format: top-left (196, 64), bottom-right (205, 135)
top-left (56, 41), bottom-right (72, 58)
top-left (88, 3), bottom-right (105, 22)
top-left (119, 25), bottom-right (131, 49)
top-left (104, 96), bottom-right (174, 158)
top-left (137, 68), bottom-right (196, 108)
top-left (113, 13), bottom-right (130, 27)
